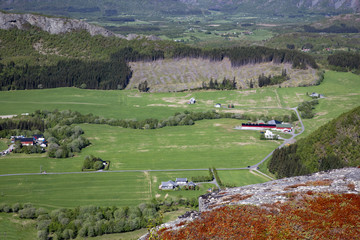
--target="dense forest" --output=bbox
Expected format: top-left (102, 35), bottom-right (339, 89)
top-left (327, 52), bottom-right (360, 70)
top-left (304, 24), bottom-right (359, 33)
top-left (268, 106), bottom-right (360, 178)
top-left (0, 59), bottom-right (132, 90)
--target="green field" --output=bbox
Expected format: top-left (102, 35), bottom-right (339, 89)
top-left (0, 71), bottom-right (359, 211)
top-left (217, 170), bottom-right (271, 187)
top-left (0, 213), bottom-right (37, 240)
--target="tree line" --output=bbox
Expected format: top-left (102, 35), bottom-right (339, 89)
top-left (258, 69), bottom-right (289, 87)
top-left (304, 24), bottom-right (359, 33)
top-left (0, 59), bottom-right (132, 91)
top-left (328, 52), bottom-right (360, 70)
top-left (201, 77), bottom-right (237, 90)
top-left (0, 197), bottom-right (199, 240)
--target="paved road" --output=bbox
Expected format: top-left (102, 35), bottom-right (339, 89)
top-left (0, 108), bottom-right (304, 183)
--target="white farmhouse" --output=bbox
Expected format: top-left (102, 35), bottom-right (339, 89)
top-left (265, 130), bottom-right (277, 139)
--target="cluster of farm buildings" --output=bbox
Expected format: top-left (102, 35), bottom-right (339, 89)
top-left (11, 134), bottom-right (47, 148)
top-left (238, 119), bottom-right (293, 133)
top-left (159, 178), bottom-right (196, 190)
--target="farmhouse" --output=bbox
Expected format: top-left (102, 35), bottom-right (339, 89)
top-left (159, 178), bottom-right (197, 190)
top-left (159, 181), bottom-right (178, 190)
top-left (14, 138), bottom-right (34, 146)
top-left (309, 92), bottom-right (325, 98)
top-left (176, 178), bottom-right (188, 185)
top-left (264, 130), bottom-right (278, 139)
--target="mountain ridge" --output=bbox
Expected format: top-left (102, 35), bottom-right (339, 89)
top-left (1, 0), bottom-right (359, 18)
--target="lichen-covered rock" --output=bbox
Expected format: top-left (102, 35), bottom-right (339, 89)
top-left (140, 167), bottom-right (360, 239)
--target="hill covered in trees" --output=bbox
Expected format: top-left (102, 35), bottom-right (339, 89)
top-left (268, 105), bottom-right (360, 178)
top-left (0, 18), bottom-right (318, 91)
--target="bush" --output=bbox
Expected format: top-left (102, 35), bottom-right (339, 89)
top-left (19, 207), bottom-right (37, 219)
top-left (12, 203), bottom-right (22, 212)
top-left (37, 230), bottom-right (48, 240)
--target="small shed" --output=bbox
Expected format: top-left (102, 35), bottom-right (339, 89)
top-left (215, 103), bottom-right (221, 108)
top-left (188, 98), bottom-right (196, 104)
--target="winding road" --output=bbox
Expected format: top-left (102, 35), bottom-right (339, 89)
top-left (0, 108), bottom-right (305, 188)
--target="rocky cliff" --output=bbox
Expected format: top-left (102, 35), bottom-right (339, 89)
top-left (0, 11), bottom-right (124, 37)
top-left (0, 12), bottom-right (162, 40)
top-left (141, 167), bottom-right (360, 239)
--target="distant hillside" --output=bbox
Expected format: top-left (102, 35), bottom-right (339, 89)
top-left (269, 105), bottom-right (360, 178)
top-left (1, 0), bottom-right (359, 18)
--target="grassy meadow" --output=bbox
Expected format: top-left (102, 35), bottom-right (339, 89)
top-left (0, 70), bottom-right (359, 212)
top-left (0, 213), bottom-right (37, 240)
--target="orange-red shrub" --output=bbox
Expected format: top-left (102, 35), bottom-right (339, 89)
top-left (158, 193), bottom-right (360, 240)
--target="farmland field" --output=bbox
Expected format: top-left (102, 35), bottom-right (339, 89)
top-left (0, 71), bottom-right (359, 211)
top-left (217, 170), bottom-right (271, 187)
top-left (0, 170), bottom-right (217, 209)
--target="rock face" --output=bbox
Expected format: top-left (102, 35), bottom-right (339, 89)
top-left (199, 167), bottom-right (360, 211)
top-left (140, 167), bottom-right (360, 239)
top-left (0, 11), bottom-right (125, 38)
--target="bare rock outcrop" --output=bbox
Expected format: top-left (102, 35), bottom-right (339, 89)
top-left (140, 167), bottom-right (360, 239)
top-left (0, 11), bottom-right (127, 38)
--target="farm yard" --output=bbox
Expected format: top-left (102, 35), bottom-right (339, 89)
top-left (0, 71), bottom-right (359, 212)
top-left (128, 59), bottom-right (320, 92)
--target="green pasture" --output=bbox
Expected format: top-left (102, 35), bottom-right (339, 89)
top-left (0, 213), bottom-right (37, 240)
top-left (217, 170), bottom-right (271, 186)
top-left (0, 170), bottom-right (215, 210)
top-left (0, 71), bottom-right (359, 215)
top-left (0, 119), bottom-right (280, 174)
top-left (80, 119), bottom-right (280, 170)
top-left (0, 172), bottom-right (152, 209)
